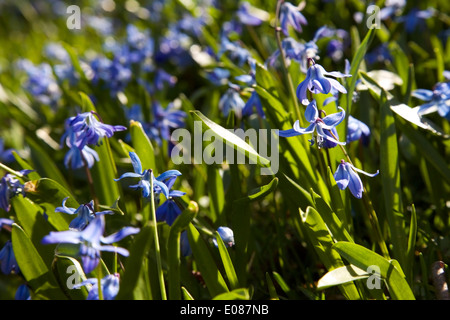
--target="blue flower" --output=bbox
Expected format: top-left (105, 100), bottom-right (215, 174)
top-left (152, 101), bottom-right (187, 142)
top-left (212, 227), bottom-right (235, 248)
top-left (0, 139), bottom-right (15, 163)
top-left (42, 214), bottom-right (140, 273)
top-left (56, 197), bottom-right (114, 231)
top-left (347, 116), bottom-right (371, 145)
top-left (156, 175), bottom-right (186, 226)
top-left (242, 90), bottom-right (265, 119)
top-left (296, 62), bottom-right (351, 105)
top-left (279, 2), bottom-right (308, 36)
top-left (15, 284), bottom-right (31, 300)
top-left (65, 111), bottom-right (127, 148)
top-left (219, 84), bottom-right (245, 119)
top-left (0, 218), bottom-right (13, 230)
top-left (74, 273), bottom-right (120, 300)
top-left (114, 152), bottom-right (181, 200)
top-left (334, 160), bottom-right (379, 199)
top-left (412, 82), bottom-right (450, 120)
top-left (62, 128), bottom-right (99, 170)
top-left (218, 35), bottom-right (252, 67)
top-left (206, 68), bottom-right (231, 86)
top-left (0, 171), bottom-right (32, 212)
top-left (0, 240), bottom-right (19, 274)
top-left (236, 2), bottom-right (265, 26)
top-left (278, 100), bottom-right (346, 148)
top-left (396, 8), bottom-right (434, 33)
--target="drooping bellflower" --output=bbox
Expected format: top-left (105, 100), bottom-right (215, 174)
top-left (296, 61), bottom-right (351, 105)
top-left (0, 171), bottom-right (32, 212)
top-left (0, 240), bottom-right (19, 275)
top-left (56, 197), bottom-right (114, 231)
top-left (279, 2), bottom-right (308, 36)
top-left (347, 116), bottom-right (371, 145)
top-left (219, 84), bottom-right (245, 119)
top-left (212, 227), bottom-right (235, 248)
top-left (333, 160), bottom-right (379, 199)
top-left (42, 214), bottom-right (140, 273)
top-left (278, 100), bottom-right (346, 148)
top-left (155, 175), bottom-right (186, 226)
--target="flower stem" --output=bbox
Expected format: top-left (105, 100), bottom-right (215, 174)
top-left (0, 163), bottom-right (28, 180)
top-left (96, 263), bottom-right (103, 300)
top-left (82, 158), bottom-right (99, 212)
top-left (149, 170), bottom-right (167, 300)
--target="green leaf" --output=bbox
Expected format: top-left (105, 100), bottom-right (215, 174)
top-left (130, 120), bottom-right (157, 175)
top-left (51, 255), bottom-right (89, 300)
top-left (190, 110), bottom-right (270, 168)
top-left (212, 288), bottom-right (250, 300)
top-left (207, 165), bottom-right (225, 225)
top-left (186, 223), bottom-right (229, 297)
top-left (265, 272), bottom-right (279, 300)
top-left (332, 242), bottom-right (415, 300)
top-left (116, 226), bottom-right (152, 300)
top-left (25, 178), bottom-right (78, 231)
top-left (379, 91), bottom-right (406, 267)
top-left (317, 264), bottom-right (370, 290)
top-left (235, 177), bottom-right (278, 204)
top-left (11, 224), bottom-right (61, 299)
top-left (167, 201), bottom-right (198, 300)
top-left (214, 231), bottom-right (240, 290)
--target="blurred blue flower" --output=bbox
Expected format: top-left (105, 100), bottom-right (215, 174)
top-left (219, 84), bottom-right (245, 119)
top-left (90, 56), bottom-right (132, 96)
top-left (379, 0), bottom-right (406, 20)
top-left (213, 226), bottom-right (235, 248)
top-left (74, 273), bottom-right (120, 300)
top-left (42, 214), bottom-right (140, 273)
top-left (0, 139), bottom-right (15, 163)
top-left (334, 160), bottom-right (379, 199)
top-left (296, 61), bottom-right (351, 105)
top-left (366, 44), bottom-right (393, 65)
top-left (152, 101), bottom-right (187, 142)
top-left (15, 284), bottom-right (31, 300)
top-left (218, 35), bottom-right (252, 67)
top-left (347, 116), bottom-right (371, 145)
top-left (278, 100), bottom-right (346, 148)
top-left (56, 197), bottom-right (114, 231)
top-left (0, 240), bottom-right (19, 274)
top-left (207, 67), bottom-right (231, 86)
top-left (279, 2), bottom-right (308, 36)
top-left (16, 59), bottom-right (61, 106)
top-left (412, 82), bottom-right (450, 120)
top-left (0, 218), bottom-right (13, 230)
top-left (242, 91), bottom-right (265, 119)
top-left (396, 7), bottom-right (434, 33)
top-left (236, 2), bottom-right (264, 26)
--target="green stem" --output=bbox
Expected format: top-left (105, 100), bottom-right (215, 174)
top-left (0, 163), bottom-right (28, 180)
top-left (149, 170), bottom-right (167, 300)
top-left (96, 263), bottom-right (103, 300)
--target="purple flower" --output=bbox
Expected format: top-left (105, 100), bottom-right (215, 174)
top-left (279, 2), bottom-right (308, 36)
top-left (334, 160), bottom-right (379, 199)
top-left (412, 82), bottom-right (450, 120)
top-left (42, 215), bottom-right (140, 273)
top-left (242, 90), bottom-right (265, 119)
top-left (296, 62), bottom-right (351, 105)
top-left (56, 197), bottom-right (114, 231)
top-left (278, 100), bottom-right (346, 148)
top-left (74, 273), bottom-right (120, 300)
top-left (152, 101), bottom-right (187, 142)
top-left (0, 171), bottom-right (32, 212)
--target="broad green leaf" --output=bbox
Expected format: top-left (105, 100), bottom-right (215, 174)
top-left (26, 137), bottom-right (69, 191)
top-left (190, 110), bottom-right (270, 168)
top-left (11, 224), bottom-right (62, 300)
top-left (130, 120), bottom-right (157, 175)
top-left (300, 206), bottom-right (361, 300)
top-left (332, 242), bottom-right (415, 300)
top-left (207, 165), bottom-right (225, 225)
top-left (234, 177), bottom-right (278, 205)
top-left (11, 196), bottom-right (56, 266)
top-left (186, 223), bottom-right (229, 297)
top-left (51, 255), bottom-right (89, 300)
top-left (25, 178), bottom-right (78, 231)
top-left (116, 226), bottom-right (152, 300)
top-left (317, 264), bottom-right (370, 290)
top-left (12, 151), bottom-right (41, 181)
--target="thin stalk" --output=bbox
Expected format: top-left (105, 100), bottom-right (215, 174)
top-left (274, 0), bottom-right (302, 123)
top-left (149, 170), bottom-right (167, 300)
top-left (0, 163), bottom-right (28, 180)
top-left (82, 158), bottom-right (99, 212)
top-left (96, 262), bottom-right (103, 300)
